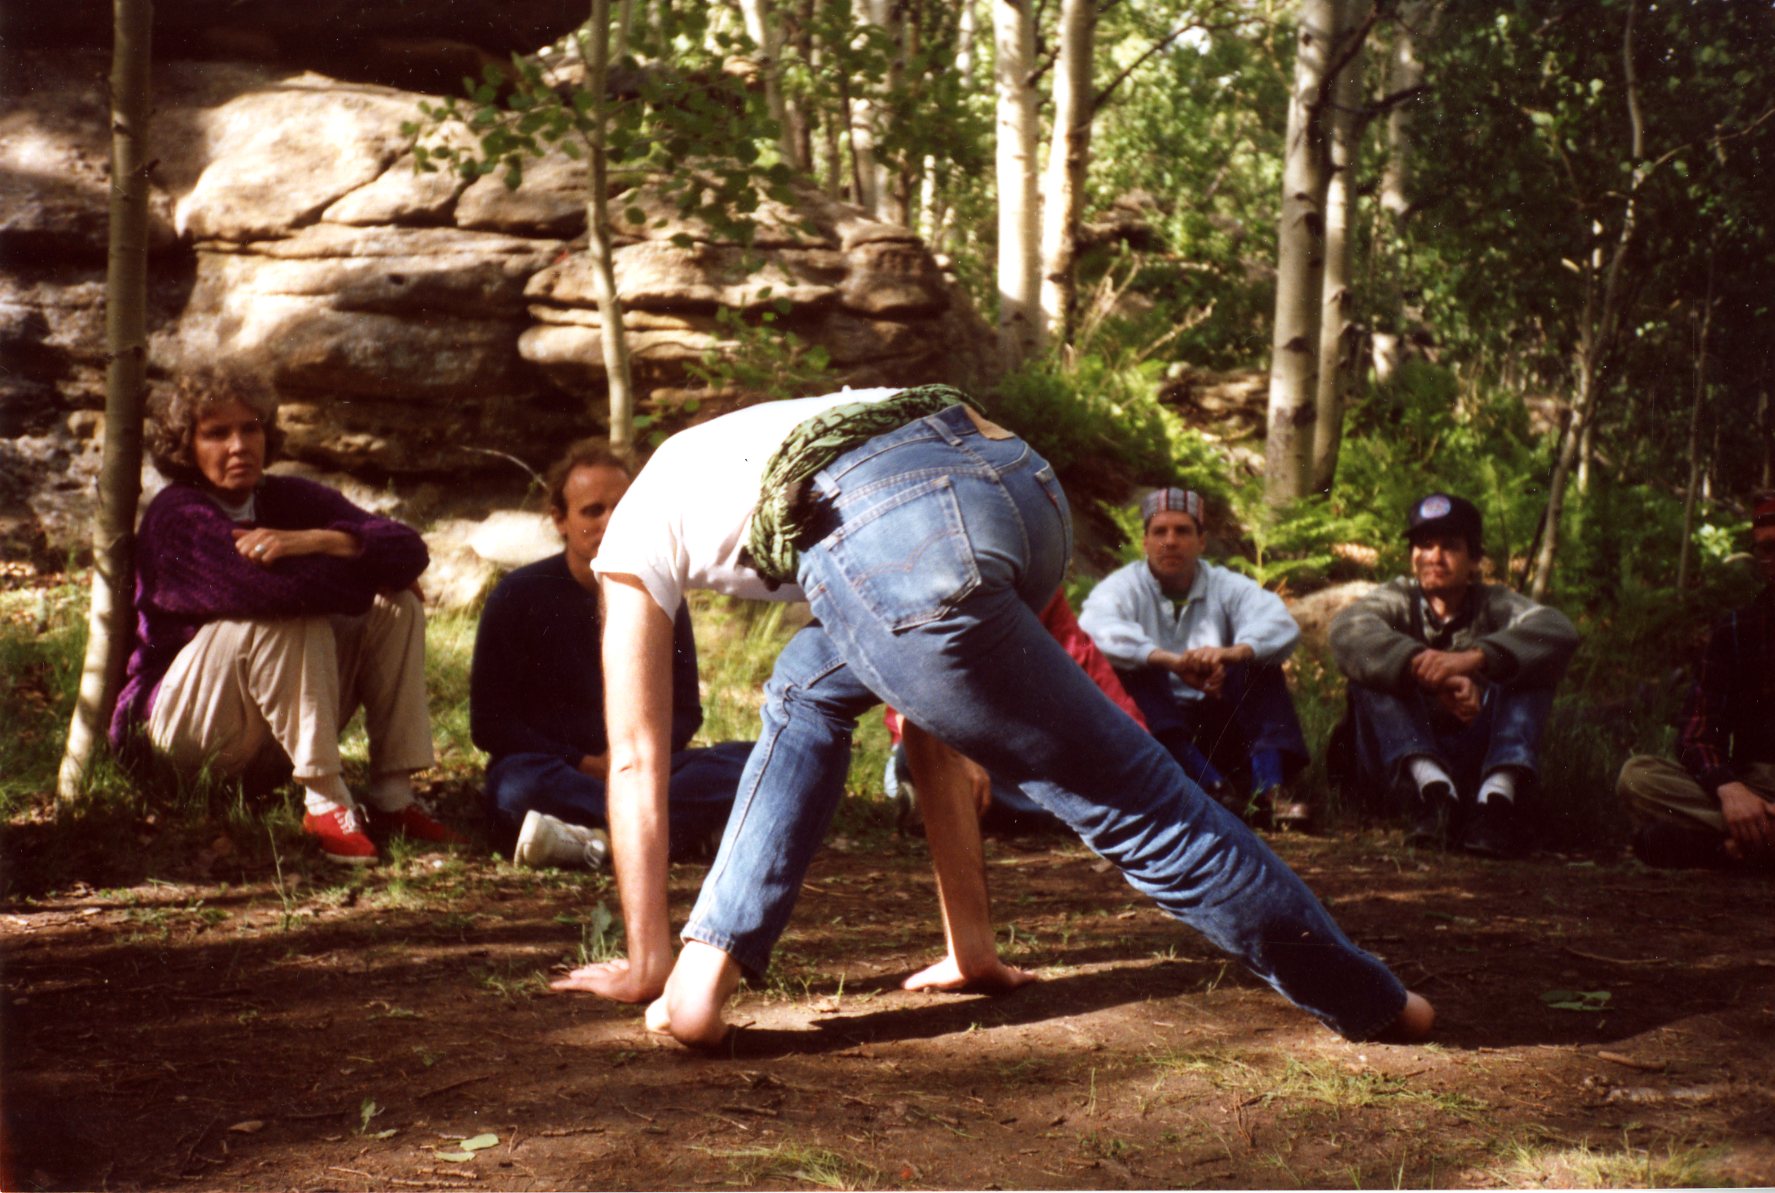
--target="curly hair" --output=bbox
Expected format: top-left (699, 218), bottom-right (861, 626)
top-left (146, 369), bottom-right (283, 486)
top-left (545, 439), bottom-right (634, 517)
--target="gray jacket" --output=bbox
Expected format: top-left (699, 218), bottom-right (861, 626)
top-left (1329, 577), bottom-right (1579, 696)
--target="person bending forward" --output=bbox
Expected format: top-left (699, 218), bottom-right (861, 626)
top-left (551, 385), bottom-right (1432, 1046)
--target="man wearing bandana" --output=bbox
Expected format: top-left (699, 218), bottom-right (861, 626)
top-left (1330, 493), bottom-right (1578, 857)
top-left (1616, 491), bottom-right (1775, 868)
top-left (1080, 487), bottom-right (1312, 828)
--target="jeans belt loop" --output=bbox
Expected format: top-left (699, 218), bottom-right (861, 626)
top-left (926, 404), bottom-right (968, 446)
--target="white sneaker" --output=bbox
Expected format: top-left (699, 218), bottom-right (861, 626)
top-left (513, 810), bottom-right (610, 870)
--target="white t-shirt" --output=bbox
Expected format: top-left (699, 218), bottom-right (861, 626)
top-left (594, 388), bottom-right (901, 614)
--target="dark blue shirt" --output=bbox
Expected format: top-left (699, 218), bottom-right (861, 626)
top-left (470, 552), bottom-right (703, 766)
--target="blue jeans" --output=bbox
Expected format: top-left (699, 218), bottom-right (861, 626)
top-left (1347, 681), bottom-right (1553, 808)
top-left (683, 405), bottom-right (1406, 1040)
top-left (1120, 662), bottom-right (1309, 794)
top-left (485, 742), bottom-right (752, 858)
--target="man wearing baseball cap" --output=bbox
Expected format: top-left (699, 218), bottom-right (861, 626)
top-left (1615, 491), bottom-right (1775, 868)
top-left (1080, 487), bottom-right (1312, 828)
top-left (1330, 493), bottom-right (1578, 856)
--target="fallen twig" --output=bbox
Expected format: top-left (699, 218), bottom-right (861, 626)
top-left (417, 1073), bottom-right (494, 1100)
top-left (1564, 947), bottom-right (1666, 967)
top-left (1597, 1050), bottom-right (1666, 1072)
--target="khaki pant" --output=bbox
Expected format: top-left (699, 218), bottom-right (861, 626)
top-left (1616, 755), bottom-right (1775, 837)
top-left (147, 590), bottom-right (434, 787)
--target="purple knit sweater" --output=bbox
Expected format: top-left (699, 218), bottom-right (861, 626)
top-left (109, 475), bottom-right (429, 750)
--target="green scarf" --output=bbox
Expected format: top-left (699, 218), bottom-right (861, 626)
top-left (748, 384), bottom-right (977, 585)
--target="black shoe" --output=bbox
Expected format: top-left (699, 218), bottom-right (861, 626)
top-left (1406, 782), bottom-right (1456, 849)
top-left (1631, 821), bottom-right (1729, 869)
top-left (1460, 797), bottom-right (1522, 858)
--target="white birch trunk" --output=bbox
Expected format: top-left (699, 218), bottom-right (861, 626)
top-left (1036, 0), bottom-right (1096, 353)
top-left (849, 0), bottom-right (892, 216)
top-left (993, 0), bottom-right (1040, 368)
top-left (1379, 0), bottom-right (1436, 222)
top-left (580, 0), bottom-right (635, 452)
top-left (1310, 0), bottom-right (1365, 493)
top-left (1263, 0), bottom-right (1336, 505)
top-left (738, 0), bottom-right (803, 170)
top-left (60, 0), bottom-right (152, 800)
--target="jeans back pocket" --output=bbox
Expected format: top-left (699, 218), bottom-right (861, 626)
top-left (824, 476), bottom-right (980, 631)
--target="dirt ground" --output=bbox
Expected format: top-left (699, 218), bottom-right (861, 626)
top-left (5, 817), bottom-right (1775, 1191)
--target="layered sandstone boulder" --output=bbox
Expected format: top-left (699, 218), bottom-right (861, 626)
top-left (0, 50), bottom-right (992, 568)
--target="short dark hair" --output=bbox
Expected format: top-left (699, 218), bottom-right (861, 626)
top-left (545, 440), bottom-right (634, 516)
top-left (146, 369), bottom-right (283, 485)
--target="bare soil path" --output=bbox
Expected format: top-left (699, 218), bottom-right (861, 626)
top-left (5, 826), bottom-right (1774, 1190)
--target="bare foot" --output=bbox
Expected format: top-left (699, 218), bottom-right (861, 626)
top-left (903, 953), bottom-right (1038, 994)
top-left (1381, 991), bottom-right (1435, 1042)
top-left (660, 940), bottom-right (743, 1048)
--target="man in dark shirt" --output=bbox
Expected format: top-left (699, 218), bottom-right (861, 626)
top-left (470, 443), bottom-right (750, 868)
top-left (1616, 492), bottom-right (1775, 867)
top-left (1330, 494), bottom-right (1579, 857)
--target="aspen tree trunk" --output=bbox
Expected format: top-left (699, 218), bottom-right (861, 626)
top-left (581, 0), bottom-right (636, 451)
top-left (993, 0), bottom-right (1040, 369)
top-left (920, 0), bottom-right (978, 252)
top-left (812, 25), bottom-right (844, 199)
top-left (1379, 0), bottom-right (1435, 222)
top-left (1263, 0), bottom-right (1336, 505)
top-left (612, 0), bottom-right (634, 59)
top-left (1036, 0), bottom-right (1096, 353)
top-left (1310, 0), bottom-right (1365, 493)
top-left (784, 0), bottom-right (815, 172)
top-left (738, 0), bottom-right (803, 170)
top-left (59, 0), bottom-right (152, 801)
top-left (848, 0), bottom-right (892, 215)
top-left (887, 0), bottom-right (918, 227)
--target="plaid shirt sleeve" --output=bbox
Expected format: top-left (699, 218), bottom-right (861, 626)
top-left (1675, 615), bottom-right (1737, 797)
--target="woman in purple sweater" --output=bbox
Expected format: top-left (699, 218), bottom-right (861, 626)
top-left (111, 370), bottom-right (458, 864)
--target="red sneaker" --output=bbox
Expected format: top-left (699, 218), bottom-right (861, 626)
top-left (366, 801), bottom-right (468, 846)
top-left (302, 807), bottom-right (379, 866)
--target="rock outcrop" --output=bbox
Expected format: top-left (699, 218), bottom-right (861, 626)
top-left (0, 49), bottom-right (993, 569)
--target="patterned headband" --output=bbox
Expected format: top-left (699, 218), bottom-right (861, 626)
top-left (1141, 488), bottom-right (1204, 526)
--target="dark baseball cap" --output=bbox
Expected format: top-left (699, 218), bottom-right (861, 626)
top-left (1404, 493), bottom-right (1482, 550)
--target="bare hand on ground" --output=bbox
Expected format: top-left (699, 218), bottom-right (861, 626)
top-left (548, 957), bottom-right (664, 1002)
top-left (903, 953), bottom-right (1038, 994)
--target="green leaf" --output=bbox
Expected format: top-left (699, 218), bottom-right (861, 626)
top-left (460, 1133), bottom-right (500, 1151)
top-left (1541, 989), bottom-right (1611, 1012)
top-left (625, 206), bottom-right (646, 225)
top-left (436, 1151), bottom-right (475, 1163)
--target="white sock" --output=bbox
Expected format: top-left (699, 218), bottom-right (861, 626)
top-left (1407, 756), bottom-right (1455, 798)
top-left (364, 772), bottom-right (416, 813)
top-left (302, 774), bottom-right (354, 816)
top-left (1478, 769), bottom-right (1519, 805)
